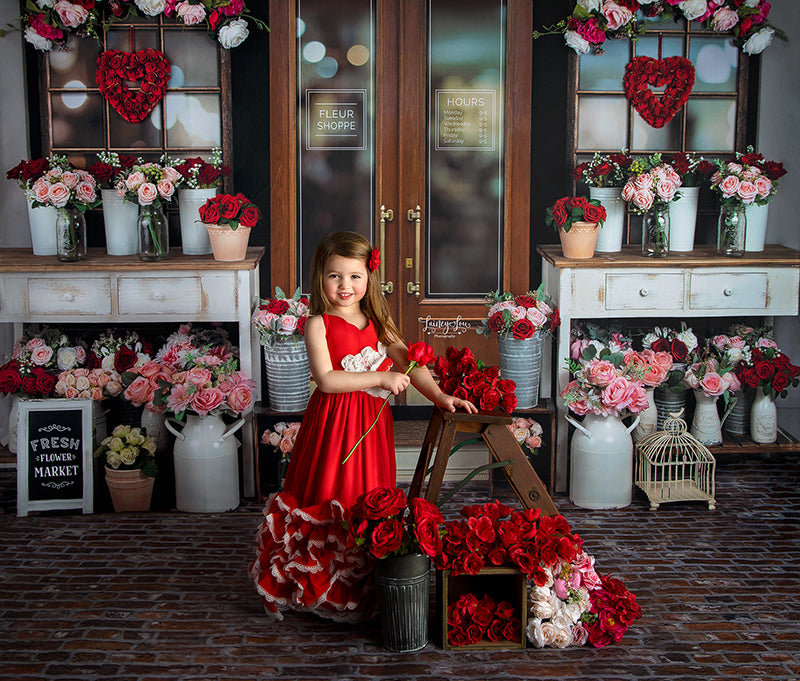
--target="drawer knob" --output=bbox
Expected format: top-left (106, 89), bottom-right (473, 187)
top-left (63, 293), bottom-right (74, 302)
top-left (723, 288), bottom-right (733, 296)
top-left (151, 292), bottom-right (164, 301)
top-left (639, 288), bottom-right (649, 297)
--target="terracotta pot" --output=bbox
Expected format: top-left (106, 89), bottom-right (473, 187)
top-left (206, 225), bottom-right (251, 261)
top-left (558, 221), bottom-right (599, 259)
top-left (104, 467), bottom-right (155, 512)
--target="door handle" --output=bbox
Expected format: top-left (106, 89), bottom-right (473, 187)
top-left (406, 205), bottom-right (421, 297)
top-left (378, 204), bottom-right (394, 294)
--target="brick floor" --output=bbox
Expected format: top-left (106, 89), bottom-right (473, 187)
top-left (1, 451), bottom-right (799, 681)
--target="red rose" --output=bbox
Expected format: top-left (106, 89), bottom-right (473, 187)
top-left (582, 202), bottom-right (607, 224)
top-left (352, 486), bottom-right (407, 520)
top-left (219, 194), bottom-right (240, 220)
top-left (479, 388), bottom-right (501, 412)
top-left (296, 316), bottom-right (306, 335)
top-left (549, 306), bottom-right (560, 330)
top-left (550, 198), bottom-right (569, 227)
top-left (21, 375), bottom-right (38, 395)
top-left (486, 620), bottom-right (503, 642)
top-left (414, 517), bottom-right (442, 557)
top-left (514, 294), bottom-right (536, 308)
top-left (670, 339), bottom-right (688, 363)
top-left (511, 318), bottom-right (535, 340)
top-left (651, 338), bottom-right (670, 353)
top-left (407, 341), bottom-right (435, 367)
top-left (755, 360), bottom-right (775, 380)
top-left (461, 553), bottom-right (484, 576)
top-left (113, 345), bottom-right (137, 373)
top-left (410, 496), bottom-right (443, 525)
top-left (0, 362), bottom-right (21, 394)
top-left (32, 367), bottom-right (55, 395)
top-left (198, 200), bottom-right (221, 225)
top-left (771, 372), bottom-right (789, 394)
top-left (266, 299), bottom-right (290, 314)
top-left (487, 313), bottom-right (505, 333)
top-left (502, 618), bottom-right (521, 643)
top-left (239, 205), bottom-right (259, 228)
top-left (368, 247), bottom-right (381, 272)
top-left (369, 519), bottom-right (404, 558)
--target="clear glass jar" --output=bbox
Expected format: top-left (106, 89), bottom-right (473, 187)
top-left (642, 203), bottom-right (670, 257)
top-left (717, 203), bottom-right (746, 257)
top-left (55, 206), bottom-right (87, 262)
top-left (137, 203), bottom-right (169, 261)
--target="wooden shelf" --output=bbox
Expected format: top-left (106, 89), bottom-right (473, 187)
top-left (708, 428), bottom-right (800, 456)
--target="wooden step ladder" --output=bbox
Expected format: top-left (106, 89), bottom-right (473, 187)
top-left (407, 407), bottom-right (558, 516)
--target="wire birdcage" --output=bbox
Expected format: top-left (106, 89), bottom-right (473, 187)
top-left (635, 410), bottom-right (716, 511)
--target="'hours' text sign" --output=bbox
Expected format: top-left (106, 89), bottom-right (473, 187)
top-left (17, 399), bottom-right (93, 517)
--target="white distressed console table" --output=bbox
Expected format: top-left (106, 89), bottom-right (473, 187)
top-left (0, 247), bottom-right (264, 498)
top-left (537, 244), bottom-right (800, 493)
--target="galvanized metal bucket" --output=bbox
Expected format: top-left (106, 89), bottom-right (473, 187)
top-left (723, 390), bottom-right (752, 436)
top-left (497, 332), bottom-right (544, 409)
top-left (654, 385), bottom-right (688, 431)
top-left (262, 340), bottom-right (310, 413)
top-left (374, 553), bottom-right (430, 653)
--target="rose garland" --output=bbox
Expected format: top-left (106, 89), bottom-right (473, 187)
top-left (623, 56), bottom-right (695, 129)
top-left (95, 49), bottom-right (171, 124)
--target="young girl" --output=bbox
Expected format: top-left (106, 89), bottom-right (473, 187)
top-left (250, 231), bottom-right (476, 622)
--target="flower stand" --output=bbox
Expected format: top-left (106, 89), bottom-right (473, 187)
top-left (104, 467), bottom-right (155, 512)
top-left (374, 553), bottom-right (431, 652)
top-left (437, 566), bottom-right (527, 650)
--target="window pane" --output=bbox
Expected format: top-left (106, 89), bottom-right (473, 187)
top-left (49, 36), bottom-right (100, 88)
top-left (689, 38), bottom-right (738, 93)
top-left (577, 96), bottom-right (628, 150)
top-left (51, 93), bottom-right (104, 148)
top-left (634, 34), bottom-right (683, 59)
top-left (106, 28), bottom-right (159, 51)
top-left (632, 112), bottom-right (680, 151)
top-left (164, 94), bottom-right (221, 147)
top-left (165, 31), bottom-right (220, 86)
top-left (297, 0), bottom-right (375, 290)
top-left (686, 98), bottom-right (736, 151)
top-left (109, 104), bottom-right (162, 148)
top-left (578, 40), bottom-right (628, 91)
top-left (427, 0), bottom-right (505, 296)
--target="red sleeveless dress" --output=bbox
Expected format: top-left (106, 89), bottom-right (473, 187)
top-left (250, 314), bottom-right (396, 622)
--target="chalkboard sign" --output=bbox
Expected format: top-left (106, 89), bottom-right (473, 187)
top-left (17, 399), bottom-right (94, 517)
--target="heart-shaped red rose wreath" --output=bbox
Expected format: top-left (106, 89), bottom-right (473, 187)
top-left (96, 49), bottom-right (171, 125)
top-left (623, 56), bottom-right (695, 129)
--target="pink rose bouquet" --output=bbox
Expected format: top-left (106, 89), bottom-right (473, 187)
top-left (621, 155), bottom-right (682, 214)
top-left (117, 161), bottom-right (179, 209)
top-left (561, 342), bottom-right (649, 417)
top-left (710, 148), bottom-right (787, 209)
top-left (508, 417), bottom-right (543, 455)
top-left (55, 367), bottom-right (124, 401)
top-left (477, 285), bottom-right (559, 340)
top-left (252, 287), bottom-right (309, 348)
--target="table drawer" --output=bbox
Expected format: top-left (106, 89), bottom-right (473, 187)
top-left (604, 273), bottom-right (684, 311)
top-left (28, 277), bottom-right (112, 315)
top-left (689, 273), bottom-right (767, 310)
top-left (118, 276), bottom-right (203, 315)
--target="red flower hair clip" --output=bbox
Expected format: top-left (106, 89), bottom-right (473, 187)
top-left (368, 247), bottom-right (381, 272)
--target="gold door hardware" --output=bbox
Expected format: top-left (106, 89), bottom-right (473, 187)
top-left (378, 205), bottom-right (394, 294)
top-left (406, 205), bottom-right (421, 297)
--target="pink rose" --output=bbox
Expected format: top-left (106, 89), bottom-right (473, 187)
top-left (226, 383), bottom-right (253, 413)
top-left (123, 375), bottom-right (154, 406)
top-left (621, 181), bottom-right (636, 202)
top-left (157, 179), bottom-right (175, 200)
top-left (602, 1), bottom-right (633, 31)
top-left (48, 182), bottom-right (71, 208)
top-left (601, 376), bottom-right (638, 412)
top-left (699, 371), bottom-right (725, 396)
top-left (55, 0), bottom-right (89, 28)
top-left (718, 174), bottom-right (741, 198)
top-left (192, 387), bottom-right (225, 415)
top-left (26, 337), bottom-right (45, 350)
top-left (166, 383), bottom-right (193, 414)
top-left (176, 0), bottom-right (207, 25)
top-left (75, 181), bottom-right (96, 204)
top-left (30, 345), bottom-right (54, 366)
top-left (279, 315), bottom-right (299, 334)
top-left (642, 363), bottom-right (669, 387)
top-left (60, 171), bottom-right (79, 189)
top-left (137, 182), bottom-right (158, 205)
top-left (711, 7), bottom-right (739, 31)
top-left (655, 178), bottom-right (678, 202)
top-left (585, 359), bottom-right (619, 387)
top-left (33, 179), bottom-right (51, 203)
top-left (125, 171), bottom-right (146, 191)
top-left (137, 360), bottom-right (161, 379)
top-left (632, 188), bottom-right (654, 211)
top-left (754, 175), bottom-right (772, 198)
top-left (633, 172), bottom-right (652, 190)
top-left (737, 181), bottom-right (757, 204)
top-left (185, 366), bottom-right (212, 387)
top-left (525, 306), bottom-right (547, 327)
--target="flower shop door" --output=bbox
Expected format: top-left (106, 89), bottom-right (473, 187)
top-left (269, 0), bottom-right (532, 398)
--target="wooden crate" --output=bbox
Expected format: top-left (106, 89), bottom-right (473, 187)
top-left (436, 566), bottom-right (528, 650)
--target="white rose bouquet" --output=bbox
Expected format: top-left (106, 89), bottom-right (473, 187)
top-left (94, 425), bottom-right (158, 477)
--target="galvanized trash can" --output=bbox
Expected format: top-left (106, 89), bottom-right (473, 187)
top-left (497, 331), bottom-right (544, 409)
top-left (374, 553), bottom-right (431, 653)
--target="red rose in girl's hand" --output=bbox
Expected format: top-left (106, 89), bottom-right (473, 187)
top-left (407, 341), bottom-right (435, 367)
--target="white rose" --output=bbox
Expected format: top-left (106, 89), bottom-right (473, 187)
top-left (576, 0), bottom-right (601, 11)
top-left (105, 451), bottom-right (122, 469)
top-left (268, 431), bottom-right (281, 447)
top-left (571, 623), bottom-right (589, 646)
top-left (526, 619), bottom-right (546, 648)
top-left (676, 329), bottom-right (698, 353)
top-left (134, 0), bottom-right (167, 17)
top-left (37, 0), bottom-right (56, 7)
top-left (564, 30), bottom-right (591, 55)
top-left (678, 0), bottom-right (708, 22)
top-left (743, 27), bottom-right (775, 55)
top-left (101, 354), bottom-right (116, 373)
top-left (552, 626), bottom-right (573, 649)
top-left (24, 27), bottom-right (52, 51)
top-left (218, 18), bottom-right (249, 49)
top-left (56, 346), bottom-right (79, 371)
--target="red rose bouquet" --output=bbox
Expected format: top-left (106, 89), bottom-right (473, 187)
top-left (477, 285), bottom-right (559, 341)
top-left (432, 346), bottom-right (517, 414)
top-left (447, 593), bottom-right (522, 647)
top-left (572, 151), bottom-right (633, 188)
top-left (665, 152), bottom-right (716, 188)
top-left (642, 324), bottom-right (699, 394)
top-left (174, 148), bottom-right (230, 189)
top-left (545, 195), bottom-right (607, 233)
top-left (580, 574), bottom-right (642, 648)
top-left (198, 193), bottom-right (260, 230)
top-left (88, 330), bottom-right (150, 375)
top-left (252, 287), bottom-right (309, 348)
top-left (347, 486), bottom-right (445, 560)
top-left (736, 344), bottom-right (799, 399)
top-left (87, 152), bottom-right (140, 190)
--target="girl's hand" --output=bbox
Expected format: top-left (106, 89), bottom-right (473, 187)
top-left (435, 393), bottom-right (478, 414)
top-left (380, 371), bottom-right (412, 395)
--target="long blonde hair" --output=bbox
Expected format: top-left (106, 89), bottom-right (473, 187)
top-left (309, 231), bottom-right (403, 345)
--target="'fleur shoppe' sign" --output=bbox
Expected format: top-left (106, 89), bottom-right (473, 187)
top-left (17, 399), bottom-right (93, 517)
